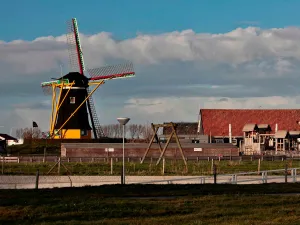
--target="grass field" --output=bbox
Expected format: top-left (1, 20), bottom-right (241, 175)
top-left (1, 159), bottom-right (299, 175)
top-left (1, 184), bottom-right (300, 224)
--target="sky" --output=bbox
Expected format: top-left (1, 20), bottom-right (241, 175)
top-left (1, 0), bottom-right (300, 135)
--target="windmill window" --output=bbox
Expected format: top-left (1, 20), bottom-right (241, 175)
top-left (81, 129), bottom-right (87, 136)
top-left (70, 97), bottom-right (76, 104)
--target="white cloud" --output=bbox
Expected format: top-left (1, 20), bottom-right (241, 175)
top-left (1, 26), bottom-right (300, 132)
top-left (2, 26), bottom-right (300, 74)
top-left (122, 95), bottom-right (299, 124)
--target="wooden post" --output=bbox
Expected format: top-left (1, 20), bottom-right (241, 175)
top-left (1, 156), bottom-right (3, 175)
top-left (58, 157), bottom-right (61, 175)
top-left (110, 158), bottom-right (113, 175)
top-left (285, 163), bottom-right (288, 183)
top-left (162, 158), bottom-right (165, 175)
top-left (211, 159), bottom-right (214, 174)
top-left (121, 166), bottom-right (123, 185)
top-left (43, 147), bottom-right (46, 163)
top-left (213, 164), bottom-right (217, 184)
top-left (35, 169), bottom-right (39, 190)
top-left (258, 158), bottom-right (261, 175)
top-left (140, 125), bottom-right (161, 163)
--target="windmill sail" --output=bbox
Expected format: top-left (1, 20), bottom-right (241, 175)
top-left (66, 18), bottom-right (85, 73)
top-left (88, 62), bottom-right (135, 81)
top-left (66, 18), bottom-right (104, 139)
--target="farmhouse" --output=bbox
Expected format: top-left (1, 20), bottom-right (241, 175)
top-left (198, 109), bottom-right (300, 154)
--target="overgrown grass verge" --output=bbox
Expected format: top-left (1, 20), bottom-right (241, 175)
top-left (1, 160), bottom-right (299, 175)
top-left (1, 184), bottom-right (300, 224)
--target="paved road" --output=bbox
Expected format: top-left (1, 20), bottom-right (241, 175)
top-left (0, 174), bottom-right (298, 189)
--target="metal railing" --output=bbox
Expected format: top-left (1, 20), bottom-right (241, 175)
top-left (0, 167), bottom-right (299, 189)
top-left (136, 167), bottom-right (300, 185)
top-left (4, 155), bottom-right (300, 163)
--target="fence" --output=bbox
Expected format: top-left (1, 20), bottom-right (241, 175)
top-left (139, 167), bottom-right (299, 185)
top-left (2, 156), bottom-right (300, 176)
top-left (2, 154), bottom-right (299, 164)
top-left (1, 166), bottom-right (299, 189)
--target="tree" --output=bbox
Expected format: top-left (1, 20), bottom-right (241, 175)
top-left (128, 124), bottom-right (139, 139)
top-left (102, 125), bottom-right (115, 137)
top-left (141, 124), bottom-right (153, 141)
top-left (15, 127), bottom-right (42, 139)
top-left (136, 124), bottom-right (145, 139)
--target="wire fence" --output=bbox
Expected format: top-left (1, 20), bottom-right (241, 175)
top-left (1, 156), bottom-right (300, 176)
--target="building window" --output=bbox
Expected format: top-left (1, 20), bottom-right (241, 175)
top-left (70, 97), bottom-right (75, 104)
top-left (81, 129), bottom-right (87, 136)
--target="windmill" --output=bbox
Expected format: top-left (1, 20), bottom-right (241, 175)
top-left (41, 18), bottom-right (135, 139)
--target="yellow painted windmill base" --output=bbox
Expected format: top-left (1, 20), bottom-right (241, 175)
top-left (53, 129), bottom-right (92, 139)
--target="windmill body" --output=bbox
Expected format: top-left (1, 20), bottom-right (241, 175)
top-left (54, 72), bottom-right (92, 139)
top-left (41, 18), bottom-right (135, 140)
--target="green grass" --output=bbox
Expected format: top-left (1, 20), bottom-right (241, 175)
top-left (1, 160), bottom-right (299, 175)
top-left (1, 184), bottom-right (300, 224)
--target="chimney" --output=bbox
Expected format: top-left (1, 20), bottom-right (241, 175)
top-left (229, 124), bottom-right (232, 143)
top-left (275, 123), bottom-right (278, 132)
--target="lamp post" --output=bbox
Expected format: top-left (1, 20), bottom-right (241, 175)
top-left (117, 117), bottom-right (130, 185)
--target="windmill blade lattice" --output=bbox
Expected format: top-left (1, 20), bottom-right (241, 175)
top-left (66, 19), bottom-right (84, 73)
top-left (42, 85), bottom-right (52, 96)
top-left (88, 62), bottom-right (135, 81)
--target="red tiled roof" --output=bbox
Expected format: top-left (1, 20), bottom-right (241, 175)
top-left (200, 109), bottom-right (300, 137)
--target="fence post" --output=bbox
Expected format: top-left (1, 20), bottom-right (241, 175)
top-left (262, 171), bottom-right (268, 183)
top-left (285, 163), bottom-right (288, 183)
top-left (43, 147), bottom-right (46, 163)
top-left (292, 169), bottom-right (297, 183)
top-left (262, 171), bottom-right (267, 183)
top-left (1, 156), bottom-right (4, 175)
top-left (231, 174), bottom-right (237, 184)
top-left (258, 158), bottom-right (261, 175)
top-left (110, 158), bottom-right (113, 175)
top-left (58, 157), bottom-right (61, 175)
top-left (213, 164), bottom-right (217, 184)
top-left (121, 167), bottom-right (124, 185)
top-left (35, 169), bottom-right (39, 190)
top-left (162, 158), bottom-right (165, 175)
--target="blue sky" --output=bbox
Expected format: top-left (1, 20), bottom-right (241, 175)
top-left (1, 0), bottom-right (300, 41)
top-left (2, 0), bottom-right (300, 134)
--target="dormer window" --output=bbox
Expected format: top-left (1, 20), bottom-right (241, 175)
top-left (70, 97), bottom-right (75, 104)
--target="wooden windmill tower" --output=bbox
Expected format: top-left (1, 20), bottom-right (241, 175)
top-left (41, 18), bottom-right (135, 139)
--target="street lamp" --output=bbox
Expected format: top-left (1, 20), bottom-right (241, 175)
top-left (117, 117), bottom-right (130, 185)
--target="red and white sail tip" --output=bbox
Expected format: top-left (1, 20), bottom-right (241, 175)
top-left (87, 62), bottom-right (135, 81)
